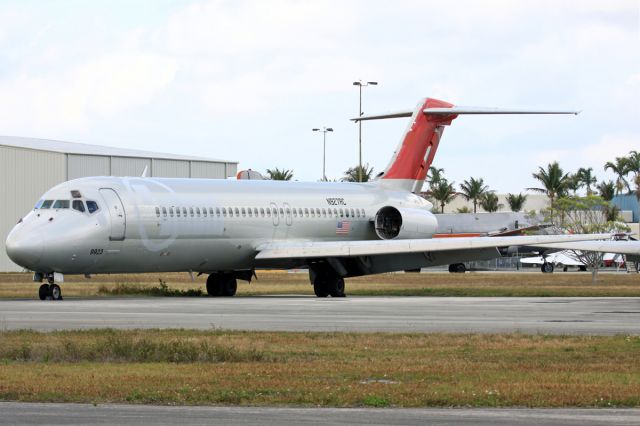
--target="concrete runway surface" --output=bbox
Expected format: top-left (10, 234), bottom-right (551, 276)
top-left (0, 403), bottom-right (639, 425)
top-left (0, 296), bottom-right (639, 334)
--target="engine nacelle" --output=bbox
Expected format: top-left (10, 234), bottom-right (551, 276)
top-left (374, 206), bottom-right (438, 240)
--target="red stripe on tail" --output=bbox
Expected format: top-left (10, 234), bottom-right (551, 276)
top-left (382, 98), bottom-right (457, 180)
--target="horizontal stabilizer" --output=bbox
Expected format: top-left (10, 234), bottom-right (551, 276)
top-left (352, 106), bottom-right (579, 121)
top-left (351, 110), bottom-right (413, 121)
top-left (423, 107), bottom-right (580, 115)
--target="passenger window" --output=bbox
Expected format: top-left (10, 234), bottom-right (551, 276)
top-left (195, 207), bottom-right (200, 217)
top-left (53, 200), bottom-right (70, 209)
top-left (253, 208), bottom-right (258, 216)
top-left (169, 207), bottom-right (174, 217)
top-left (209, 207), bottom-right (214, 216)
top-left (279, 207), bottom-right (284, 216)
top-left (216, 207), bottom-right (221, 216)
top-left (248, 208), bottom-right (252, 217)
top-left (162, 207), bottom-right (167, 217)
top-left (229, 208), bottom-right (234, 217)
top-left (322, 208), bottom-right (326, 217)
top-left (266, 208), bottom-right (271, 217)
top-left (350, 209), bottom-right (355, 217)
top-left (235, 207), bottom-right (240, 216)
top-left (345, 209), bottom-right (350, 218)
top-left (72, 200), bottom-right (85, 213)
top-left (87, 201), bottom-right (99, 214)
top-left (361, 208), bottom-right (365, 217)
top-left (222, 207), bottom-right (227, 217)
top-left (339, 208), bottom-right (344, 217)
top-left (333, 208), bottom-right (338, 216)
top-left (189, 207), bottom-right (194, 217)
top-left (203, 207), bottom-right (207, 217)
top-left (40, 200), bottom-right (54, 209)
top-left (304, 208), bottom-right (309, 217)
top-left (176, 207), bottom-right (181, 218)
top-left (316, 208), bottom-right (321, 216)
top-left (260, 208), bottom-right (265, 216)
top-left (310, 209), bottom-right (315, 218)
top-left (241, 207), bottom-right (246, 216)
top-left (356, 209), bottom-right (360, 218)
top-left (272, 207), bottom-right (277, 217)
top-left (293, 209), bottom-right (297, 217)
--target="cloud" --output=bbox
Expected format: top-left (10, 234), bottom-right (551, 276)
top-left (0, 52), bottom-right (176, 134)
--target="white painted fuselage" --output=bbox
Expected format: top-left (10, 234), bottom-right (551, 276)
top-left (7, 176), bottom-right (435, 275)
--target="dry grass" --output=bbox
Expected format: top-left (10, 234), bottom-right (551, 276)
top-left (1, 271), bottom-right (640, 298)
top-left (0, 330), bottom-right (638, 407)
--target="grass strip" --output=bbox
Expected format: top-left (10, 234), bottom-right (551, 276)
top-left (0, 330), bottom-right (639, 407)
top-left (1, 272), bottom-right (640, 298)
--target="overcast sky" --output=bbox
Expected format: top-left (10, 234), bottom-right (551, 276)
top-left (0, 0), bottom-right (638, 192)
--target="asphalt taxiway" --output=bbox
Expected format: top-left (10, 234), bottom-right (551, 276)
top-left (1, 403), bottom-right (639, 426)
top-left (0, 296), bottom-right (638, 334)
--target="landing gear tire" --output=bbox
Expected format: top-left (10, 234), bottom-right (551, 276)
top-left (579, 265), bottom-right (587, 272)
top-left (541, 262), bottom-right (554, 273)
top-left (49, 284), bottom-right (63, 301)
top-left (38, 284), bottom-right (49, 300)
top-left (313, 281), bottom-right (329, 298)
top-left (329, 277), bottom-right (346, 298)
top-left (206, 273), bottom-right (237, 297)
top-left (449, 263), bottom-right (466, 273)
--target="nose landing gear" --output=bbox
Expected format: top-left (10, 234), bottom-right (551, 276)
top-left (36, 273), bottom-right (63, 301)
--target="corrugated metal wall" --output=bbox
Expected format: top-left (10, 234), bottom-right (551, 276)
top-left (1, 146), bottom-right (236, 271)
top-left (191, 161), bottom-right (227, 179)
top-left (68, 155), bottom-right (110, 180)
top-left (612, 194), bottom-right (639, 222)
top-left (152, 159), bottom-right (190, 177)
top-left (0, 146), bottom-right (66, 271)
top-left (111, 157), bottom-right (151, 177)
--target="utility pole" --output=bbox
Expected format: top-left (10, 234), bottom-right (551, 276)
top-left (352, 80), bottom-right (378, 182)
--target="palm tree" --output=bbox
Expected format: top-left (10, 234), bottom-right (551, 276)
top-left (565, 173), bottom-right (582, 196)
top-left (480, 192), bottom-right (502, 213)
top-left (430, 179), bottom-right (457, 213)
top-left (527, 162), bottom-right (570, 208)
top-left (625, 150), bottom-right (640, 200)
top-left (577, 167), bottom-right (597, 195)
top-left (266, 168), bottom-right (294, 181)
top-left (342, 164), bottom-right (374, 182)
top-left (459, 177), bottom-right (489, 213)
top-left (427, 166), bottom-right (444, 189)
top-left (506, 193), bottom-right (528, 212)
top-left (596, 180), bottom-right (616, 202)
top-left (604, 157), bottom-right (630, 195)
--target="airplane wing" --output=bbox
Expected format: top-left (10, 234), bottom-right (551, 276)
top-left (255, 234), bottom-right (618, 260)
top-left (533, 240), bottom-right (640, 256)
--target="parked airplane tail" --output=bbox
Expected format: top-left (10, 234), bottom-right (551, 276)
top-left (353, 98), bottom-right (579, 193)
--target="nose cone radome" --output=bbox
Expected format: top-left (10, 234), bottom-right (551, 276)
top-left (5, 228), bottom-right (43, 270)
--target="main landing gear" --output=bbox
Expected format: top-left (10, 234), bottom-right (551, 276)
top-left (37, 275), bottom-right (63, 301)
top-left (541, 262), bottom-right (554, 273)
top-left (310, 267), bottom-right (346, 298)
top-left (206, 273), bottom-right (237, 297)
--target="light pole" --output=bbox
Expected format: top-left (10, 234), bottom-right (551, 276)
top-left (352, 80), bottom-right (377, 182)
top-left (312, 127), bottom-right (333, 181)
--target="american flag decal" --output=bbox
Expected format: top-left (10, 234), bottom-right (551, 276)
top-left (336, 221), bottom-right (350, 235)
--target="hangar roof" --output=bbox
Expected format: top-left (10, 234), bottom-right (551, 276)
top-left (0, 135), bottom-right (236, 163)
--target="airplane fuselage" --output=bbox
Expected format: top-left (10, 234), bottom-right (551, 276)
top-left (7, 176), bottom-right (435, 275)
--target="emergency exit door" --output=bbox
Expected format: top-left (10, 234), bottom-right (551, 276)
top-left (100, 188), bottom-right (126, 241)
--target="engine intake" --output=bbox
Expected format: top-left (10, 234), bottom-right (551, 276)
top-left (374, 206), bottom-right (437, 240)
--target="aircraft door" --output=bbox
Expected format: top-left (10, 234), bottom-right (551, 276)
top-left (270, 202), bottom-right (279, 226)
top-left (283, 203), bottom-right (292, 226)
top-left (99, 188), bottom-right (126, 241)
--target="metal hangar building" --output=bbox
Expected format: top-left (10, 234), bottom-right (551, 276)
top-left (0, 136), bottom-right (238, 272)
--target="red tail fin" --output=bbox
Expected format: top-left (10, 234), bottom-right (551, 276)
top-left (378, 98), bottom-right (457, 192)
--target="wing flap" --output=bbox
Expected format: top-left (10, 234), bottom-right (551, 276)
top-left (255, 234), bottom-right (614, 260)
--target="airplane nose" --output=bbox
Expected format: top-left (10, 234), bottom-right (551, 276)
top-left (5, 228), bottom-right (43, 269)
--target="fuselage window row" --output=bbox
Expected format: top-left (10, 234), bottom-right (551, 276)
top-left (154, 206), bottom-right (367, 221)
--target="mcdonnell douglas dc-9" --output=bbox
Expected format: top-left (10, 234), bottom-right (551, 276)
top-left (6, 97), bottom-right (640, 300)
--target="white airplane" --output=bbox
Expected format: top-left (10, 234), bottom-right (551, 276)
top-left (6, 97), bottom-right (640, 300)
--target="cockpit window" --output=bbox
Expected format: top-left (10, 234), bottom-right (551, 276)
top-left (52, 200), bottom-right (70, 209)
top-left (72, 200), bottom-right (86, 213)
top-left (40, 200), bottom-right (54, 209)
top-left (86, 200), bottom-right (99, 214)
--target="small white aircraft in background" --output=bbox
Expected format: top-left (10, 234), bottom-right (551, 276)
top-left (6, 97), bottom-right (640, 300)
